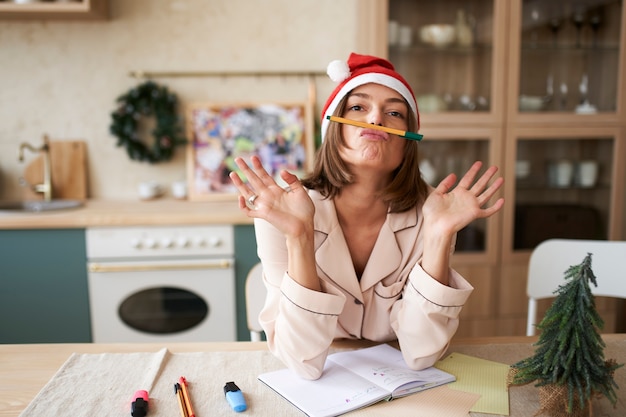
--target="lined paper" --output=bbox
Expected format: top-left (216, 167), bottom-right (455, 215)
top-left (435, 352), bottom-right (510, 415)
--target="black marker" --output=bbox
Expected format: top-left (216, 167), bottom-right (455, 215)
top-left (131, 390), bottom-right (149, 417)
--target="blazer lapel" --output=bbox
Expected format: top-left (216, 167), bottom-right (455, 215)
top-left (312, 192), bottom-right (363, 301)
top-left (359, 207), bottom-right (419, 291)
top-left (358, 221), bottom-right (401, 292)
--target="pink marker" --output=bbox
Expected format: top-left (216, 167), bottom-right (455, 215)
top-left (131, 390), bottom-right (149, 417)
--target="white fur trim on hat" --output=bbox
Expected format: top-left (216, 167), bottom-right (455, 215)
top-left (326, 59), bottom-right (351, 83)
top-left (321, 73), bottom-right (418, 141)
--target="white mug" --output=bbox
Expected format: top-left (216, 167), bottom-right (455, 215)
top-left (137, 181), bottom-right (163, 200)
top-left (515, 160), bottom-right (531, 179)
top-left (171, 180), bottom-right (188, 200)
top-left (549, 160), bottom-right (573, 188)
top-left (388, 20), bottom-right (399, 46)
top-left (576, 161), bottom-right (598, 188)
top-left (398, 25), bottom-right (413, 47)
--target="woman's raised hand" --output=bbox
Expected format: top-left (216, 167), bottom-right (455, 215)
top-left (229, 155), bottom-right (315, 238)
top-left (422, 161), bottom-right (504, 236)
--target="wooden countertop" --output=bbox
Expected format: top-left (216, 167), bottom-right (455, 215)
top-left (1, 335), bottom-right (624, 417)
top-left (0, 199), bottom-right (253, 229)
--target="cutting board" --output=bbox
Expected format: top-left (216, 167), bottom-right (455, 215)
top-left (22, 140), bottom-right (88, 200)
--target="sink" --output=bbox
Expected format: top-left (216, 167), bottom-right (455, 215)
top-left (0, 199), bottom-right (84, 212)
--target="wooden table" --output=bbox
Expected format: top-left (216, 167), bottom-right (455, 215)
top-left (1, 335), bottom-right (624, 416)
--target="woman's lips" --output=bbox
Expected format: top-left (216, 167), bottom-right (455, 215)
top-left (360, 128), bottom-right (389, 140)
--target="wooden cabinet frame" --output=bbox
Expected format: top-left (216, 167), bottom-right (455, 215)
top-left (368, 0), bottom-right (626, 336)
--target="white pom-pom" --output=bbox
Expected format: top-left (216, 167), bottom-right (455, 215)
top-left (327, 59), bottom-right (351, 83)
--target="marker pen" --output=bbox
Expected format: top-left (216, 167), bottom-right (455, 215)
top-left (224, 381), bottom-right (247, 412)
top-left (131, 390), bottom-right (149, 417)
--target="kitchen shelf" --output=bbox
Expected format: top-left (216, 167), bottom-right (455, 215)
top-left (520, 43), bottom-right (620, 51)
top-left (390, 43), bottom-right (493, 54)
top-left (0, 0), bottom-right (108, 20)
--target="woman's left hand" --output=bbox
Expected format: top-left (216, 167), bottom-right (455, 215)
top-left (422, 161), bottom-right (504, 236)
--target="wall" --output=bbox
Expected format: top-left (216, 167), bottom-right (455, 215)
top-left (0, 0), bottom-right (367, 200)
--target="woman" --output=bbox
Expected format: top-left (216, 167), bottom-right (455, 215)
top-left (229, 53), bottom-right (504, 380)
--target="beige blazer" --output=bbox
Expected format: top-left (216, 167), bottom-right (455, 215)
top-left (255, 189), bottom-right (474, 379)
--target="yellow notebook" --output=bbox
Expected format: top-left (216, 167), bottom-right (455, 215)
top-left (435, 352), bottom-right (510, 415)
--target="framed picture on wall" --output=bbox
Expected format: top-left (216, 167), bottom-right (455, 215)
top-left (186, 102), bottom-right (314, 201)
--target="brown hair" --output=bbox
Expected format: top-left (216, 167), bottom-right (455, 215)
top-left (301, 93), bottom-right (429, 213)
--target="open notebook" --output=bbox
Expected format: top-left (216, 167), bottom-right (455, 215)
top-left (258, 344), bottom-right (456, 417)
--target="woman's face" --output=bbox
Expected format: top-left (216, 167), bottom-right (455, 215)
top-left (338, 83), bottom-right (409, 176)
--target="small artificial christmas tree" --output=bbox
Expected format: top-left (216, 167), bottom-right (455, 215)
top-left (510, 253), bottom-right (622, 416)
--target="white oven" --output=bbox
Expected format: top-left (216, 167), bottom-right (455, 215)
top-left (86, 225), bottom-right (236, 343)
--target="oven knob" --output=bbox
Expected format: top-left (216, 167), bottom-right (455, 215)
top-left (144, 238), bottom-right (157, 248)
top-left (161, 238), bottom-right (174, 248)
top-left (177, 237), bottom-right (190, 247)
top-left (194, 237), bottom-right (206, 247)
top-left (130, 238), bottom-right (141, 249)
top-left (208, 237), bottom-right (222, 247)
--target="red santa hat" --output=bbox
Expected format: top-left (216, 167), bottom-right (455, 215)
top-left (320, 52), bottom-right (419, 141)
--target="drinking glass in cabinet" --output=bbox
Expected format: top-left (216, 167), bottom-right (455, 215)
top-left (519, 0), bottom-right (622, 113)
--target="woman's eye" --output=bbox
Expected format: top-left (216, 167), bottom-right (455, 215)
top-left (348, 104), bottom-right (363, 112)
top-left (388, 110), bottom-right (405, 118)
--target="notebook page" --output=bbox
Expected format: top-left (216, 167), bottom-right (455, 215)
top-left (328, 344), bottom-right (455, 397)
top-left (259, 360), bottom-right (389, 417)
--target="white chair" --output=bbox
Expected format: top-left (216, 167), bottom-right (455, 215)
top-left (245, 262), bottom-right (266, 341)
top-left (526, 238), bottom-right (626, 336)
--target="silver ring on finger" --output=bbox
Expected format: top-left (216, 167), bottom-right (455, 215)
top-left (247, 194), bottom-right (258, 209)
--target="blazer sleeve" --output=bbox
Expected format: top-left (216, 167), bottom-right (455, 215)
top-left (390, 263), bottom-right (473, 370)
top-left (254, 218), bottom-right (345, 380)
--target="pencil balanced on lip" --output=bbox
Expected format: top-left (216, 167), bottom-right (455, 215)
top-left (326, 115), bottom-right (424, 141)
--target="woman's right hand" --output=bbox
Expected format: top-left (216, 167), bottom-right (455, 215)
top-left (229, 155), bottom-right (315, 239)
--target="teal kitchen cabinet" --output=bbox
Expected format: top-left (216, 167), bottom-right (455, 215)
top-left (0, 229), bottom-right (91, 343)
top-left (0, 225), bottom-right (259, 343)
top-left (234, 225), bottom-right (260, 341)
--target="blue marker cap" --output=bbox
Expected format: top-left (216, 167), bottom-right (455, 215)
top-left (224, 381), bottom-right (247, 412)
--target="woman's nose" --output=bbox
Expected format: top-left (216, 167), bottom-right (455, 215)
top-left (368, 108), bottom-right (384, 126)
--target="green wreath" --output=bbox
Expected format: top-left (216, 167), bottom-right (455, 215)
top-left (110, 81), bottom-right (186, 163)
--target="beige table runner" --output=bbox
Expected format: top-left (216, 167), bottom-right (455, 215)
top-left (20, 349), bottom-right (290, 417)
top-left (19, 340), bottom-right (626, 417)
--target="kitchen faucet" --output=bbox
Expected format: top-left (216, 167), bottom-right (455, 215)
top-left (18, 135), bottom-right (52, 201)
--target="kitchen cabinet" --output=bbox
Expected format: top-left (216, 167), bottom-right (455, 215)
top-left (370, 0), bottom-right (626, 337)
top-left (0, 0), bottom-right (108, 20)
top-left (234, 225), bottom-right (260, 341)
top-left (0, 229), bottom-right (91, 343)
top-left (0, 225), bottom-right (260, 343)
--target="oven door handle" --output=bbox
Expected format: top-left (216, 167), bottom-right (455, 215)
top-left (87, 259), bottom-right (233, 273)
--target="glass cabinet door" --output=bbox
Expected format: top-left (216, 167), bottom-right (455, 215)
top-left (387, 0), bottom-right (503, 122)
top-left (418, 136), bottom-right (493, 253)
top-left (517, 0), bottom-right (622, 114)
top-left (514, 138), bottom-right (612, 249)
top-left (504, 127), bottom-right (624, 258)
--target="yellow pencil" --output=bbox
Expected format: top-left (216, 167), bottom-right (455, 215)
top-left (179, 377), bottom-right (196, 417)
top-left (175, 383), bottom-right (189, 417)
top-left (326, 115), bottom-right (423, 141)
